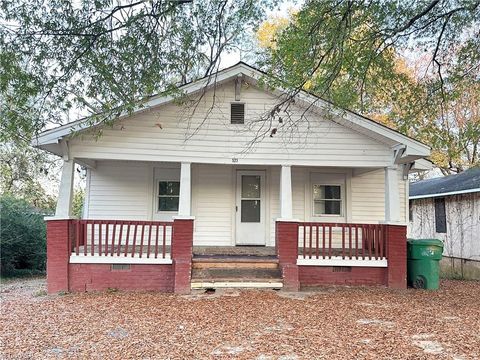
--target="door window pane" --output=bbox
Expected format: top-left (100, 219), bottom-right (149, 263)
top-left (241, 200), bottom-right (261, 222)
top-left (242, 175), bottom-right (261, 198)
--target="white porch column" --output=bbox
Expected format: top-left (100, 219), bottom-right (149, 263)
top-left (55, 160), bottom-right (75, 218)
top-left (178, 162), bottom-right (192, 217)
top-left (384, 166), bottom-right (400, 222)
top-left (280, 165), bottom-right (293, 219)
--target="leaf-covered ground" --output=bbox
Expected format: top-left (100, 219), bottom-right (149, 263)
top-left (1, 278), bottom-right (479, 359)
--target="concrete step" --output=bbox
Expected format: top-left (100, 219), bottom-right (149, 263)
top-left (191, 280), bottom-right (283, 289)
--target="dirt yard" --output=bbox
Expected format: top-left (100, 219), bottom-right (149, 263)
top-left (1, 278), bottom-right (479, 359)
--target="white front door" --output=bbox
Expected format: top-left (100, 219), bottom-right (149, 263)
top-left (235, 170), bottom-right (266, 245)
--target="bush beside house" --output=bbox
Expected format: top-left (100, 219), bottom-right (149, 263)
top-left (0, 196), bottom-right (49, 277)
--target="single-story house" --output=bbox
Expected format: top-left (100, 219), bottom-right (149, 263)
top-left (33, 62), bottom-right (431, 294)
top-left (409, 167), bottom-right (480, 279)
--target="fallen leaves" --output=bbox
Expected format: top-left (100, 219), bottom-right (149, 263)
top-left (0, 279), bottom-right (479, 359)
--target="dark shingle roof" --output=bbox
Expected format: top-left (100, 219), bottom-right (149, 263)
top-left (410, 167), bottom-right (480, 198)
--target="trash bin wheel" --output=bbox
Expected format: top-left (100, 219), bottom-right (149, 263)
top-left (413, 276), bottom-right (426, 289)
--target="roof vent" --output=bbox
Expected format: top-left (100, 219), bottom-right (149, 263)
top-left (231, 103), bottom-right (245, 124)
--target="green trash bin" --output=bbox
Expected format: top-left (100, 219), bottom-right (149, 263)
top-left (407, 239), bottom-right (443, 290)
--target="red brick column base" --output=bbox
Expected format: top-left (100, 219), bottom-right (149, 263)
top-left (386, 224), bottom-right (407, 289)
top-left (276, 221), bottom-right (300, 291)
top-left (46, 219), bottom-right (73, 294)
top-left (171, 218), bottom-right (194, 294)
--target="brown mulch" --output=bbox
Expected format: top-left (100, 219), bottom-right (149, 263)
top-left (1, 278), bottom-right (479, 359)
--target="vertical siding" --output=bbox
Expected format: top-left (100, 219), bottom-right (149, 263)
top-left (409, 193), bottom-right (480, 260)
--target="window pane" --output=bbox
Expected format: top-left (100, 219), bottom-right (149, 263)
top-left (241, 200), bottom-right (261, 222)
top-left (434, 198), bottom-right (446, 233)
top-left (324, 185), bottom-right (341, 199)
top-left (159, 181), bottom-right (180, 196)
top-left (313, 200), bottom-right (341, 215)
top-left (159, 196), bottom-right (179, 211)
top-left (313, 185), bottom-right (341, 200)
top-left (242, 175), bottom-right (260, 198)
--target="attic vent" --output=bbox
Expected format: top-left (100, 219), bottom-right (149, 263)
top-left (231, 103), bottom-right (245, 124)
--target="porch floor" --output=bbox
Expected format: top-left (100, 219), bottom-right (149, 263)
top-left (193, 246), bottom-right (276, 257)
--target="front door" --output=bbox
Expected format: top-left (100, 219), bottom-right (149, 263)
top-left (235, 170), bottom-right (266, 245)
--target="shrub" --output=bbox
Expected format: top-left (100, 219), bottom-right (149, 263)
top-left (0, 196), bottom-right (47, 276)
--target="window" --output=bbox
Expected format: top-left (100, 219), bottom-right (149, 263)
top-left (231, 103), bottom-right (245, 124)
top-left (434, 197), bottom-right (446, 233)
top-left (158, 181), bottom-right (180, 212)
top-left (313, 184), bottom-right (342, 216)
top-left (409, 200), bottom-right (413, 222)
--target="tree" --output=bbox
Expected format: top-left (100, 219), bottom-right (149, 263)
top-left (0, 143), bottom-right (58, 210)
top-left (1, 0), bottom-right (274, 144)
top-left (256, 0), bottom-right (480, 173)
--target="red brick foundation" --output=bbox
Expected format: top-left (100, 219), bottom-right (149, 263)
top-left (276, 221), bottom-right (407, 289)
top-left (386, 224), bottom-right (407, 289)
top-left (276, 221), bottom-right (300, 291)
top-left (299, 266), bottom-right (387, 286)
top-left (171, 218), bottom-right (194, 294)
top-left (69, 264), bottom-right (173, 292)
top-left (46, 219), bottom-right (72, 294)
top-left (46, 218), bottom-right (194, 294)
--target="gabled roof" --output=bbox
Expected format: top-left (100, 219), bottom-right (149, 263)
top-left (410, 167), bottom-right (480, 199)
top-left (33, 62), bottom-right (430, 160)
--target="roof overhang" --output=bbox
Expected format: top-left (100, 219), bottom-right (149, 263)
top-left (410, 187), bottom-right (480, 199)
top-left (32, 62), bottom-right (431, 161)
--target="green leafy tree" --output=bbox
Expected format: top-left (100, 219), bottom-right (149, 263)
top-left (257, 0), bottom-right (480, 174)
top-left (1, 0), bottom-right (274, 144)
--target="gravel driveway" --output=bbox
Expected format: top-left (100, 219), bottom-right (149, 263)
top-left (1, 278), bottom-right (479, 359)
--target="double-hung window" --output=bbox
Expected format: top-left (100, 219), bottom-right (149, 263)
top-left (158, 181), bottom-right (180, 212)
top-left (313, 184), bottom-right (342, 216)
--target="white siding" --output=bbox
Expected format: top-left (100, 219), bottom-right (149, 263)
top-left (192, 164), bottom-right (233, 246)
top-left (69, 81), bottom-right (392, 167)
top-left (409, 193), bottom-right (480, 260)
top-left (87, 161), bottom-right (150, 220)
top-left (351, 169), bottom-right (385, 223)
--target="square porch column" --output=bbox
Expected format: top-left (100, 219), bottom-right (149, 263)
top-left (384, 166), bottom-right (407, 288)
top-left (276, 165), bottom-right (300, 291)
top-left (172, 162), bottom-right (194, 294)
top-left (178, 162), bottom-right (192, 217)
top-left (46, 159), bottom-right (76, 293)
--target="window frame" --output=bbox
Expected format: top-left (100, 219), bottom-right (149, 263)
top-left (434, 197), bottom-right (447, 233)
top-left (312, 183), bottom-right (344, 217)
top-left (157, 180), bottom-right (180, 213)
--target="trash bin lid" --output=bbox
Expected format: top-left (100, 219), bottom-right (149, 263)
top-left (407, 238), bottom-right (443, 247)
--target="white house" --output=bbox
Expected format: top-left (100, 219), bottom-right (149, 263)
top-left (33, 62), bottom-right (431, 293)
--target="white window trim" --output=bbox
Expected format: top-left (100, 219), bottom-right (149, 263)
top-left (230, 102), bottom-right (246, 125)
top-left (308, 171), bottom-right (348, 223)
top-left (152, 167), bottom-right (181, 220)
top-left (312, 183), bottom-right (343, 217)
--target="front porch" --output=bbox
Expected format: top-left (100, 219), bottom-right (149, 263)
top-left (46, 157), bottom-right (409, 293)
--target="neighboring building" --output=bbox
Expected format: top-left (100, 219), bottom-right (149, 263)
top-left (33, 62), bottom-right (431, 294)
top-left (409, 168), bottom-right (480, 279)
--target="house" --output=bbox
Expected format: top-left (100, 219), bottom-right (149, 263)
top-left (409, 167), bottom-right (480, 279)
top-left (33, 62), bottom-right (431, 294)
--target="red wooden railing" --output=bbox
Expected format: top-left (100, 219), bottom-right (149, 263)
top-left (70, 220), bottom-right (173, 259)
top-left (298, 222), bottom-right (388, 260)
